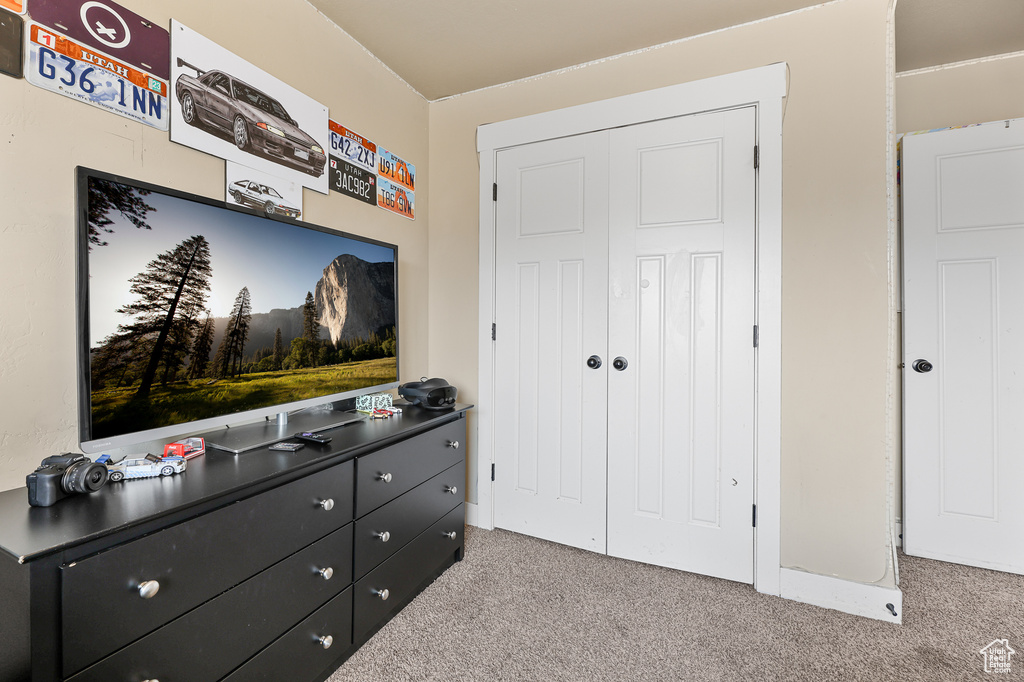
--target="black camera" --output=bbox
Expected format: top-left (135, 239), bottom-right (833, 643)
top-left (27, 454), bottom-right (109, 507)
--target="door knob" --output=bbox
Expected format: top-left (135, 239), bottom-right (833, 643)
top-left (912, 359), bottom-right (933, 373)
top-left (612, 356), bottom-right (628, 371)
top-left (586, 355), bottom-right (602, 369)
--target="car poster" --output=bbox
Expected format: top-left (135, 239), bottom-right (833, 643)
top-left (0, 0), bottom-right (24, 14)
top-left (377, 176), bottom-right (414, 220)
top-left (170, 20), bottom-right (330, 195)
top-left (377, 146), bottom-right (415, 193)
top-left (29, 0), bottom-right (169, 79)
top-left (225, 161), bottom-right (303, 221)
top-left (0, 8), bottom-right (22, 78)
top-left (25, 22), bottom-right (169, 130)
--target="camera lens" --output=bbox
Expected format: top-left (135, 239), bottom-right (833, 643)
top-left (63, 461), bottom-right (109, 494)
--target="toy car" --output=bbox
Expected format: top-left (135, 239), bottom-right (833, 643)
top-left (107, 454), bottom-right (187, 482)
top-left (164, 437), bottom-right (206, 460)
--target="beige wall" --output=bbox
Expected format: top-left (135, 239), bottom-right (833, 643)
top-left (428, 0), bottom-right (896, 584)
top-left (896, 53), bottom-right (1024, 133)
top-left (0, 0), bottom-right (429, 492)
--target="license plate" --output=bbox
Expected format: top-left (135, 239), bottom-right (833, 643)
top-left (26, 23), bottom-right (168, 131)
top-left (328, 121), bottom-right (377, 174)
top-left (294, 148), bottom-right (309, 161)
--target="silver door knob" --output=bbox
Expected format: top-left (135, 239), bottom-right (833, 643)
top-left (318, 635), bottom-right (333, 650)
top-left (446, 440), bottom-right (460, 449)
top-left (319, 498), bottom-right (335, 511)
top-left (373, 588), bottom-right (390, 601)
top-left (586, 355), bottom-right (602, 369)
top-left (445, 485), bottom-right (458, 495)
top-left (318, 567), bottom-right (334, 580)
top-left (138, 580), bottom-right (160, 599)
top-left (377, 472), bottom-right (393, 483)
top-left (375, 531), bottom-right (391, 543)
top-left (613, 356), bottom-right (628, 371)
top-left (912, 359), bottom-right (933, 373)
top-left (443, 531), bottom-right (457, 540)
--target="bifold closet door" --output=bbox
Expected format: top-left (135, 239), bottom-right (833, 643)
top-left (605, 107), bottom-right (757, 583)
top-left (492, 132), bottom-right (610, 553)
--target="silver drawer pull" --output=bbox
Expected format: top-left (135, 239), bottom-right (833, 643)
top-left (446, 440), bottom-right (460, 450)
top-left (319, 498), bottom-right (335, 511)
top-left (318, 567), bottom-right (334, 581)
top-left (443, 531), bottom-right (457, 540)
top-left (372, 588), bottom-right (390, 601)
top-left (318, 635), bottom-right (333, 650)
top-left (138, 580), bottom-right (160, 599)
top-left (445, 485), bottom-right (458, 495)
top-left (142, 679), bottom-right (160, 682)
top-left (377, 472), bottom-right (393, 483)
top-left (375, 531), bottom-right (391, 543)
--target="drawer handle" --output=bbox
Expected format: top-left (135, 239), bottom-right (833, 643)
top-left (142, 679), bottom-right (160, 682)
top-left (318, 635), bottom-right (334, 650)
top-left (445, 485), bottom-right (459, 495)
top-left (375, 530), bottom-right (391, 543)
top-left (319, 498), bottom-right (335, 511)
top-left (372, 588), bottom-right (390, 601)
top-left (137, 580), bottom-right (160, 599)
top-left (443, 531), bottom-right (457, 540)
top-left (318, 567), bottom-right (334, 581)
top-left (446, 440), bottom-right (460, 450)
top-left (377, 472), bottom-right (393, 483)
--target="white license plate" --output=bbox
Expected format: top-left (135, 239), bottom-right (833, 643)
top-left (294, 148), bottom-right (309, 161)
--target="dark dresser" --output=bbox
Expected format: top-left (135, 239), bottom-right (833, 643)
top-left (0, 405), bottom-right (469, 682)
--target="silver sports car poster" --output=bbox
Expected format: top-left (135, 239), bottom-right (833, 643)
top-left (170, 21), bottom-right (330, 195)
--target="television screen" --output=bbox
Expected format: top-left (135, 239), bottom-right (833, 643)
top-left (76, 167), bottom-right (398, 453)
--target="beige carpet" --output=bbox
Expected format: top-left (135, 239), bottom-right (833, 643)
top-left (329, 526), bottom-right (1024, 681)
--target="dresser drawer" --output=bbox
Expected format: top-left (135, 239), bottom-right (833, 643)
top-left (67, 524), bottom-right (353, 682)
top-left (354, 460), bottom-right (465, 579)
top-left (220, 587), bottom-right (353, 682)
top-left (61, 459), bottom-right (353, 676)
top-left (355, 418), bottom-right (464, 517)
top-left (353, 503), bottom-right (464, 640)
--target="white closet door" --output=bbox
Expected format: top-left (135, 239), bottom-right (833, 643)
top-left (902, 119), bottom-right (1024, 574)
top-left (606, 107), bottom-right (757, 583)
top-left (492, 132), bottom-right (610, 552)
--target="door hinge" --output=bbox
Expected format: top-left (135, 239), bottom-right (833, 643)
top-left (753, 325), bottom-right (759, 348)
top-left (491, 323), bottom-right (496, 341)
top-left (752, 504), bottom-right (757, 527)
top-left (754, 145), bottom-right (759, 170)
top-left (491, 463), bottom-right (495, 481)
top-left (493, 183), bottom-right (498, 201)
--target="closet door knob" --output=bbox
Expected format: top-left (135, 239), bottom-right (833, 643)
top-left (612, 356), bottom-right (628, 371)
top-left (586, 355), bottom-right (602, 369)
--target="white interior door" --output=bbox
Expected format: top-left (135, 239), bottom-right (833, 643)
top-left (492, 132), bottom-right (610, 553)
top-left (902, 119), bottom-right (1024, 574)
top-left (606, 108), bottom-right (757, 583)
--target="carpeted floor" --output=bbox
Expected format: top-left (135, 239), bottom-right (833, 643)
top-left (329, 526), bottom-right (1024, 681)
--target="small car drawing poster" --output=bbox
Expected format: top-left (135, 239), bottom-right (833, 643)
top-left (377, 177), bottom-right (414, 220)
top-left (170, 20), bottom-right (330, 195)
top-left (26, 22), bottom-right (169, 130)
top-left (225, 161), bottom-right (303, 220)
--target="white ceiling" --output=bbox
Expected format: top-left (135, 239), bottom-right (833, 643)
top-left (307, 0), bottom-right (1024, 101)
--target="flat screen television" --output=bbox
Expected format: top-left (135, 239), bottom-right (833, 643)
top-left (76, 167), bottom-right (399, 453)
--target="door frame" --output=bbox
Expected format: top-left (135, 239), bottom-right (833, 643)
top-left (475, 62), bottom-right (787, 596)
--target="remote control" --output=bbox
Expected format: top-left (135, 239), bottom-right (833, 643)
top-left (269, 441), bottom-right (305, 452)
top-left (294, 432), bottom-right (332, 444)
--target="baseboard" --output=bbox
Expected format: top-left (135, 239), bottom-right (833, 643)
top-left (466, 502), bottom-right (484, 529)
top-left (779, 567), bottom-right (903, 624)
